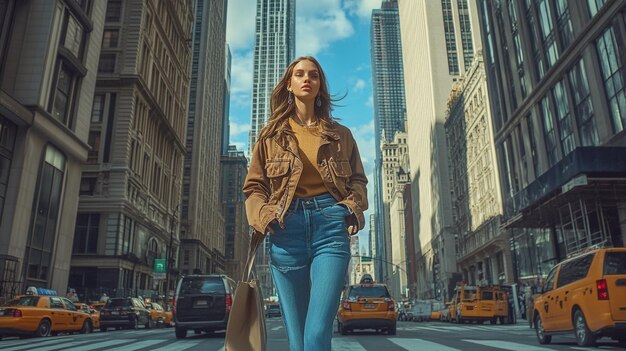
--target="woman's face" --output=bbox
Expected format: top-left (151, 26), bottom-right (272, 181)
top-left (289, 59), bottom-right (321, 103)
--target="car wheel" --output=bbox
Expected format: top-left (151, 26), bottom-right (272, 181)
top-left (146, 318), bottom-right (154, 329)
top-left (388, 323), bottom-right (397, 335)
top-left (574, 309), bottom-right (596, 346)
top-left (132, 318), bottom-right (139, 330)
top-left (339, 322), bottom-right (347, 336)
top-left (534, 313), bottom-right (551, 344)
top-left (100, 326), bottom-right (108, 332)
top-left (80, 320), bottom-right (93, 334)
top-left (175, 327), bottom-right (187, 339)
top-left (35, 319), bottom-right (51, 337)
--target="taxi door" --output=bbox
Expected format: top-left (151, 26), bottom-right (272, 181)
top-left (49, 297), bottom-right (71, 330)
top-left (62, 298), bottom-right (86, 331)
top-left (538, 267), bottom-right (559, 330)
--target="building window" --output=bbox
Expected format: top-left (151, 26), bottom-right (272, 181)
top-left (183, 250), bottom-right (190, 265)
top-left (0, 116), bottom-right (16, 225)
top-left (102, 29), bottom-right (119, 48)
top-left (91, 94), bottom-right (104, 123)
top-left (98, 53), bottom-right (116, 73)
top-left (596, 27), bottom-right (625, 133)
top-left (49, 62), bottom-right (78, 126)
top-left (537, 0), bottom-right (558, 68)
top-left (0, 0), bottom-right (16, 79)
top-left (73, 213), bottom-right (99, 253)
top-left (87, 131), bottom-right (100, 162)
top-left (540, 96), bottom-right (558, 166)
top-left (105, 0), bottom-right (121, 22)
top-left (526, 113), bottom-right (539, 177)
top-left (79, 176), bottom-right (97, 195)
top-left (555, 0), bottom-right (574, 49)
top-left (587, 0), bottom-right (606, 17)
top-left (24, 146), bottom-right (66, 285)
top-left (63, 13), bottom-right (84, 59)
top-left (552, 80), bottom-right (575, 156)
top-left (568, 59), bottom-right (598, 146)
top-left (442, 0), bottom-right (459, 75)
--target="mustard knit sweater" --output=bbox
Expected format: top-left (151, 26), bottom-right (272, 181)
top-left (289, 118), bottom-right (328, 197)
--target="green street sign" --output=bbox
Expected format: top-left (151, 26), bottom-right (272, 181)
top-left (361, 256), bottom-right (372, 262)
top-left (154, 258), bottom-right (166, 273)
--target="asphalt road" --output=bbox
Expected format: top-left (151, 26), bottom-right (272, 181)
top-left (0, 319), bottom-right (624, 350)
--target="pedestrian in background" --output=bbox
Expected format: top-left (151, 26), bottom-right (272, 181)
top-left (243, 56), bottom-right (368, 351)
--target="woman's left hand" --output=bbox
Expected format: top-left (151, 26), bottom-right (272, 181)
top-left (345, 214), bottom-right (358, 235)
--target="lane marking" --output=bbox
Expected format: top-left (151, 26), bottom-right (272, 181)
top-left (331, 337), bottom-right (368, 350)
top-left (389, 338), bottom-right (462, 351)
top-left (462, 339), bottom-right (556, 351)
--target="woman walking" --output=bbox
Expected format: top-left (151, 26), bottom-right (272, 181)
top-left (243, 56), bottom-right (368, 351)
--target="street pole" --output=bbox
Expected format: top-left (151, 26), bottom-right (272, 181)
top-left (165, 206), bottom-right (178, 304)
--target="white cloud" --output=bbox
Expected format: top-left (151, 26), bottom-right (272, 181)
top-left (229, 121), bottom-right (251, 136)
top-left (230, 50), bottom-right (254, 95)
top-left (343, 0), bottom-right (381, 20)
top-left (353, 79), bottom-right (366, 92)
top-left (296, 3), bottom-right (354, 56)
top-left (366, 95), bottom-right (374, 107)
top-left (226, 0), bottom-right (257, 51)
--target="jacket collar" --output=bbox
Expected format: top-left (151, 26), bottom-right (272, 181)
top-left (271, 118), bottom-right (341, 144)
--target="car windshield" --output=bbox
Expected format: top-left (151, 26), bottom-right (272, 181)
top-left (106, 299), bottom-right (131, 308)
top-left (180, 277), bottom-right (225, 294)
top-left (604, 252), bottom-right (626, 275)
top-left (348, 286), bottom-right (390, 298)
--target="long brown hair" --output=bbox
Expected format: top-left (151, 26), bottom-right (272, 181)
top-left (259, 56), bottom-right (339, 139)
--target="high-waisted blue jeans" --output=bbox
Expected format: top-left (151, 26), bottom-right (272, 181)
top-left (269, 193), bottom-right (351, 351)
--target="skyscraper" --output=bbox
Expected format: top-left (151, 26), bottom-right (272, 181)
top-left (371, 0), bottom-right (406, 284)
top-left (398, 0), bottom-right (481, 300)
top-left (0, 0), bottom-right (106, 298)
top-left (71, 0), bottom-right (194, 299)
top-left (249, 0), bottom-right (296, 300)
top-left (180, 0), bottom-right (228, 278)
top-left (476, 0), bottom-right (626, 273)
top-left (248, 0), bottom-right (296, 153)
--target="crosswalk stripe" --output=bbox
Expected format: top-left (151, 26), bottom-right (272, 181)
top-left (58, 339), bottom-right (133, 351)
top-left (149, 340), bottom-right (205, 351)
top-left (389, 338), bottom-right (461, 351)
top-left (0, 337), bottom-right (75, 351)
top-left (331, 337), bottom-right (368, 350)
top-left (271, 325), bottom-right (283, 331)
top-left (399, 326), bottom-right (453, 332)
top-left (105, 338), bottom-right (167, 351)
top-left (462, 339), bottom-right (556, 351)
top-left (29, 341), bottom-right (93, 351)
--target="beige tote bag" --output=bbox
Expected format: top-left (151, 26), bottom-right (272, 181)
top-left (225, 229), bottom-right (267, 351)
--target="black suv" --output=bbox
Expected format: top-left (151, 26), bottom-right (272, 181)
top-left (99, 297), bottom-right (151, 331)
top-left (173, 274), bottom-right (236, 338)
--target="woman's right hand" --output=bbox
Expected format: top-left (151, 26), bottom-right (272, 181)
top-left (266, 219), bottom-right (278, 234)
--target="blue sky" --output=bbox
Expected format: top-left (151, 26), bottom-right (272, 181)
top-left (226, 0), bottom-right (380, 252)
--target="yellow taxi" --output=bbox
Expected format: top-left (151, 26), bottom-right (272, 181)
top-left (145, 301), bottom-right (168, 327)
top-left (0, 294), bottom-right (94, 337)
top-left (163, 305), bottom-right (174, 327)
top-left (74, 302), bottom-right (100, 329)
top-left (336, 282), bottom-right (397, 335)
top-left (458, 285), bottom-right (509, 324)
top-left (533, 247), bottom-right (626, 346)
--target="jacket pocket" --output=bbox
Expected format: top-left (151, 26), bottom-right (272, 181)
top-left (330, 159), bottom-right (352, 178)
top-left (265, 159), bottom-right (290, 193)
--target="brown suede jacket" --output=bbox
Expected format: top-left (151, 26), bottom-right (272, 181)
top-left (243, 119), bottom-right (368, 235)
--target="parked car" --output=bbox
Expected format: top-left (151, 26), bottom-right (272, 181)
top-left (533, 247), bottom-right (626, 346)
top-left (99, 297), bottom-right (151, 332)
top-left (0, 295), bottom-right (94, 338)
top-left (336, 282), bottom-right (397, 335)
top-left (173, 274), bottom-right (236, 339)
top-left (265, 304), bottom-right (281, 318)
